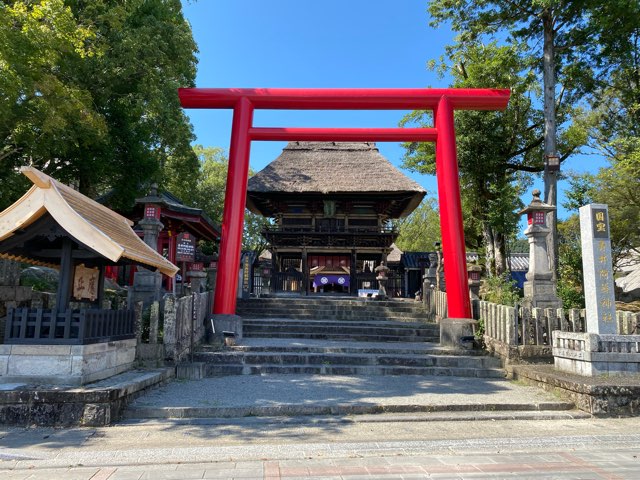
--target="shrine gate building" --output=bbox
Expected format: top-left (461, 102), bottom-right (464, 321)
top-left (246, 142), bottom-right (425, 296)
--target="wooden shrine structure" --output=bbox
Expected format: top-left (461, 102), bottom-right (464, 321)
top-left (247, 142), bottom-right (425, 296)
top-left (0, 167), bottom-right (178, 384)
top-left (127, 186), bottom-right (220, 291)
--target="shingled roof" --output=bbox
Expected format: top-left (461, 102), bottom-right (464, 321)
top-left (0, 167), bottom-right (178, 276)
top-left (247, 142), bottom-right (426, 216)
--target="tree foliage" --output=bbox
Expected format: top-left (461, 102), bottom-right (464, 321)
top-left (394, 197), bottom-right (441, 252)
top-left (169, 145), bottom-right (271, 254)
top-left (557, 215), bottom-right (585, 309)
top-left (565, 151), bottom-right (640, 271)
top-left (402, 42), bottom-right (568, 275)
top-left (0, 0), bottom-right (198, 210)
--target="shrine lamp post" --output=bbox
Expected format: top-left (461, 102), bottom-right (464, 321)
top-left (519, 189), bottom-right (561, 309)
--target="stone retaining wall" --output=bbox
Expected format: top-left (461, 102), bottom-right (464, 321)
top-left (0, 368), bottom-right (174, 426)
top-left (0, 338), bottom-right (137, 385)
top-left (511, 364), bottom-right (640, 416)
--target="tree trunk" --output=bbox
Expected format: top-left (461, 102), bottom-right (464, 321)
top-left (542, 8), bottom-right (559, 280)
top-left (493, 231), bottom-right (507, 276)
top-left (482, 222), bottom-right (496, 276)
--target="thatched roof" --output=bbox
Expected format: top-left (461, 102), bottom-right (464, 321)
top-left (247, 142), bottom-right (425, 217)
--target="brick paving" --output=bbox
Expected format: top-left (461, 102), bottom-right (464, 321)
top-left (1, 429), bottom-right (640, 479)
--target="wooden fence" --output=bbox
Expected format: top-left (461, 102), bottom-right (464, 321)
top-left (5, 307), bottom-right (135, 345)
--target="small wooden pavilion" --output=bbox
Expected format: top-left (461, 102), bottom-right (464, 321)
top-left (246, 142), bottom-right (425, 296)
top-left (0, 167), bottom-right (177, 347)
top-left (0, 167), bottom-right (180, 384)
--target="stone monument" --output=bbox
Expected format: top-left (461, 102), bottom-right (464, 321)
top-left (553, 204), bottom-right (640, 376)
top-left (519, 190), bottom-right (561, 309)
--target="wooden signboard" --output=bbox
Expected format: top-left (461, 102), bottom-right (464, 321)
top-left (175, 232), bottom-right (196, 263)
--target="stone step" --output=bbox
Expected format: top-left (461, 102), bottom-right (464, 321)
top-left (241, 314), bottom-right (432, 324)
top-left (237, 302), bottom-right (428, 312)
top-left (242, 318), bottom-right (438, 329)
top-left (242, 331), bottom-right (439, 342)
top-left (199, 363), bottom-right (507, 378)
top-left (123, 373), bottom-right (579, 422)
top-left (236, 302), bottom-right (429, 318)
top-left (193, 352), bottom-right (501, 369)
top-left (238, 297), bottom-right (425, 306)
top-left (237, 305), bottom-right (428, 314)
top-left (122, 408), bottom-right (590, 423)
top-left (218, 344), bottom-right (486, 356)
top-left (243, 324), bottom-right (436, 337)
top-left (238, 311), bottom-right (430, 321)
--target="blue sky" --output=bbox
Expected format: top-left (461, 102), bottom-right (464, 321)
top-left (180, 0), bottom-right (606, 222)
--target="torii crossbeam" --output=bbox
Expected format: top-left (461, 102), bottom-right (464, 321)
top-left (178, 88), bottom-right (510, 319)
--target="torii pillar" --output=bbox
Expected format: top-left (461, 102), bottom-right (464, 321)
top-left (179, 88), bottom-right (510, 321)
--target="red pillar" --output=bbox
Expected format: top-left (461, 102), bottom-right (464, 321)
top-left (213, 97), bottom-right (254, 314)
top-left (435, 96), bottom-right (472, 319)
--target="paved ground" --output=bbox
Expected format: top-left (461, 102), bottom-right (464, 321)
top-left (1, 416), bottom-right (640, 478)
top-left (1, 338), bottom-right (638, 478)
top-left (128, 374), bottom-right (566, 410)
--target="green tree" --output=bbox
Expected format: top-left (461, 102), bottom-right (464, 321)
top-left (171, 145), bottom-right (271, 254)
top-left (0, 0), bottom-right (198, 210)
top-left (427, 0), bottom-right (600, 277)
top-left (566, 152), bottom-right (640, 271)
top-left (0, 0), bottom-right (102, 208)
top-left (165, 145), bottom-right (228, 225)
top-left (402, 42), bottom-right (581, 275)
top-left (394, 197), bottom-right (441, 252)
top-left (557, 215), bottom-right (585, 309)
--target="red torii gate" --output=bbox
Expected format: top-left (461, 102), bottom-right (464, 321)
top-left (178, 88), bottom-right (510, 319)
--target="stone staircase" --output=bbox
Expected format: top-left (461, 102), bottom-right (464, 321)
top-left (122, 297), bottom-right (585, 422)
top-left (236, 296), bottom-right (432, 323)
top-left (195, 297), bottom-right (503, 378)
top-left (242, 318), bottom-right (439, 342)
top-left (193, 339), bottom-right (505, 378)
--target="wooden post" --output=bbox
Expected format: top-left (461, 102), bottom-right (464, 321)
top-left (302, 249), bottom-right (309, 296)
top-left (350, 250), bottom-right (357, 297)
top-left (56, 238), bottom-right (73, 312)
top-left (96, 264), bottom-right (106, 308)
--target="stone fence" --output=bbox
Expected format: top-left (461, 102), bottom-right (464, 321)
top-left (136, 291), bottom-right (213, 365)
top-left (423, 287), bottom-right (640, 364)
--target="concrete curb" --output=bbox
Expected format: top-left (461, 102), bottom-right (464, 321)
top-left (124, 399), bottom-right (577, 420)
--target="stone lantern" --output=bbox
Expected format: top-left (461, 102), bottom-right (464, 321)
top-left (138, 184), bottom-right (164, 250)
top-left (132, 184), bottom-right (164, 306)
top-left (518, 189), bottom-right (561, 309)
top-left (467, 263), bottom-right (482, 301)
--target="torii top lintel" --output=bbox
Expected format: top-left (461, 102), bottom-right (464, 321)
top-left (178, 87), bottom-right (510, 319)
top-left (178, 87), bottom-right (510, 110)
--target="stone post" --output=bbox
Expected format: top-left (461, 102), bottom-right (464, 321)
top-left (188, 270), bottom-right (207, 293)
top-left (131, 207), bottom-right (164, 307)
top-left (423, 252), bottom-right (438, 290)
top-left (519, 190), bottom-right (561, 309)
top-left (205, 264), bottom-right (217, 294)
top-left (0, 259), bottom-right (21, 287)
top-left (374, 261), bottom-right (390, 299)
top-left (163, 294), bottom-right (177, 361)
top-left (580, 204), bottom-right (616, 334)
